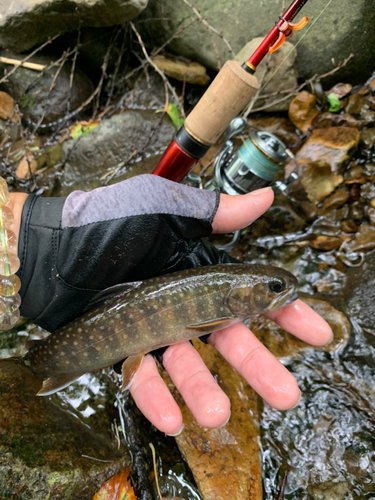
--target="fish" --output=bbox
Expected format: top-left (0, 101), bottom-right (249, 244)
top-left (20, 263), bottom-right (298, 396)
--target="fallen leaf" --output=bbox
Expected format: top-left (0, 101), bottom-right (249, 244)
top-left (327, 93), bottom-right (341, 113)
top-left (156, 103), bottom-right (184, 129)
top-left (92, 467), bottom-right (136, 500)
top-left (70, 120), bottom-right (99, 139)
top-left (16, 155), bottom-right (38, 179)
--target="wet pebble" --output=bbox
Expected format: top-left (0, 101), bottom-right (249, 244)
top-left (360, 127), bottom-right (375, 148)
top-left (367, 207), bottom-right (375, 227)
top-left (348, 183), bottom-right (361, 203)
top-left (319, 188), bottom-right (349, 215)
top-left (314, 112), bottom-right (358, 130)
top-left (341, 219), bottom-right (358, 233)
top-left (308, 480), bottom-right (349, 500)
top-left (326, 82), bottom-right (353, 100)
top-left (308, 235), bottom-right (342, 251)
top-left (349, 200), bottom-right (365, 221)
top-left (347, 223), bottom-right (375, 252)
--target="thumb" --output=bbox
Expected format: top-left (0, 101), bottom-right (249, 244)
top-left (212, 186), bottom-right (274, 234)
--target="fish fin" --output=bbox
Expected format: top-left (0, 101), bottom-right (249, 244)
top-left (37, 372), bottom-right (85, 396)
top-left (186, 317), bottom-right (239, 334)
top-left (85, 281), bottom-right (143, 311)
top-left (121, 352), bottom-right (147, 392)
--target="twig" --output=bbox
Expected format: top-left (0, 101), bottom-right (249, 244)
top-left (68, 30), bottom-right (81, 113)
top-left (92, 29), bottom-right (118, 120)
top-left (0, 57), bottom-right (45, 72)
top-left (247, 54), bottom-right (354, 114)
top-left (32, 50), bottom-right (70, 134)
top-left (106, 25), bottom-right (128, 109)
top-left (0, 34), bottom-right (60, 85)
top-left (130, 22), bottom-right (183, 117)
top-left (275, 466), bottom-right (292, 500)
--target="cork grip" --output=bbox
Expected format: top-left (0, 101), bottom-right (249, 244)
top-left (184, 60), bottom-right (259, 145)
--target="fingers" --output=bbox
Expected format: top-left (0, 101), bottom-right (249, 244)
top-left (212, 187), bottom-right (274, 234)
top-left (129, 354), bottom-right (183, 435)
top-left (209, 322), bottom-right (301, 411)
top-left (163, 341), bottom-right (231, 428)
top-left (130, 342), bottom-right (231, 434)
top-left (266, 299), bottom-right (333, 346)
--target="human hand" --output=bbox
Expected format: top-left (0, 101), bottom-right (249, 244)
top-left (129, 187), bottom-right (333, 435)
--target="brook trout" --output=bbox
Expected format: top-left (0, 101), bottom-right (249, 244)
top-left (22, 264), bottom-right (298, 396)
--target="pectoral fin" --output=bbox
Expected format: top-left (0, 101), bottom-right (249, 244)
top-left (37, 372), bottom-right (85, 396)
top-left (186, 317), bottom-right (239, 334)
top-left (121, 352), bottom-right (147, 392)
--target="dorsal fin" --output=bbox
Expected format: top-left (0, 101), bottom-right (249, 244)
top-left (85, 281), bottom-right (143, 311)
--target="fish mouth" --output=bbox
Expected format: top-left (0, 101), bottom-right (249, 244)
top-left (268, 291), bottom-right (298, 312)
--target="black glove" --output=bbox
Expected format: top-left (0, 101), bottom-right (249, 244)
top-left (17, 174), bottom-right (237, 333)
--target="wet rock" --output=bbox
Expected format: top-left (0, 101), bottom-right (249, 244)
top-left (61, 110), bottom-right (175, 194)
top-left (248, 201), bottom-right (306, 239)
top-left (307, 236), bottom-right (342, 252)
top-left (341, 220), bottom-right (358, 233)
top-left (360, 181), bottom-right (375, 201)
top-left (346, 223), bottom-right (375, 253)
top-left (0, 118), bottom-right (21, 143)
top-left (347, 183), bottom-right (361, 203)
top-left (152, 55), bottom-right (210, 86)
top-left (139, 0), bottom-right (375, 86)
top-left (301, 160), bottom-right (343, 204)
top-left (314, 112), bottom-right (359, 130)
top-left (345, 93), bottom-right (369, 116)
top-left (246, 116), bottom-right (299, 150)
top-left (122, 71), bottom-right (171, 111)
top-left (295, 127), bottom-right (360, 175)
top-left (367, 207), bottom-right (375, 227)
top-left (0, 361), bottom-right (129, 500)
top-left (164, 339), bottom-right (262, 500)
top-left (360, 127), bottom-right (375, 148)
top-left (0, 52), bottom-right (94, 131)
top-left (307, 480), bottom-right (349, 500)
top-left (326, 83), bottom-right (352, 100)
top-left (288, 91), bottom-right (320, 133)
top-left (249, 297), bottom-right (350, 359)
top-left (0, 0), bottom-right (147, 52)
top-left (319, 188), bottom-right (349, 215)
top-left (236, 39), bottom-right (297, 112)
top-left (348, 200), bottom-right (365, 222)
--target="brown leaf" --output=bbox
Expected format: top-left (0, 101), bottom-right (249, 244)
top-left (92, 467), bottom-right (136, 500)
top-left (0, 91), bottom-right (19, 122)
top-left (16, 155), bottom-right (38, 179)
top-left (307, 235), bottom-right (342, 251)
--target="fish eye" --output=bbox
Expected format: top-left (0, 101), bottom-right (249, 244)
top-left (268, 277), bottom-right (286, 293)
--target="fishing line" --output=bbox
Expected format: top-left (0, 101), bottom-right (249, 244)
top-left (257, 0), bottom-right (336, 94)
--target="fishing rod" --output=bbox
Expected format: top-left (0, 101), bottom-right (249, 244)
top-left (152, 0), bottom-right (310, 183)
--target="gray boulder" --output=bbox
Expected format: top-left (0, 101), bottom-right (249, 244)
top-left (61, 110), bottom-right (176, 194)
top-left (140, 0), bottom-right (375, 86)
top-left (0, 52), bottom-right (94, 131)
top-left (0, 0), bottom-right (148, 52)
